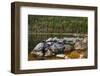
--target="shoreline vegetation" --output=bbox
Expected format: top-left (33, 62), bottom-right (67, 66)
top-left (28, 33), bottom-right (87, 36)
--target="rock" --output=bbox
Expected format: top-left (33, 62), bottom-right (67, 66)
top-left (45, 49), bottom-right (53, 56)
top-left (56, 54), bottom-right (65, 58)
top-left (64, 44), bottom-right (73, 52)
top-left (46, 38), bottom-right (53, 42)
top-left (33, 42), bottom-right (44, 51)
top-left (82, 37), bottom-right (88, 43)
top-left (74, 41), bottom-right (82, 50)
top-left (50, 42), bottom-right (64, 54)
top-left (35, 51), bottom-right (43, 57)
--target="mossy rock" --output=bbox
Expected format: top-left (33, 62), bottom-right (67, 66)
top-left (67, 51), bottom-right (80, 59)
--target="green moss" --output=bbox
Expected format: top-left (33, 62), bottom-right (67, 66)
top-left (67, 51), bottom-right (80, 59)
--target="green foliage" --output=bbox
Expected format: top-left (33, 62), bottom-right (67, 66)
top-left (28, 15), bottom-right (88, 34)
